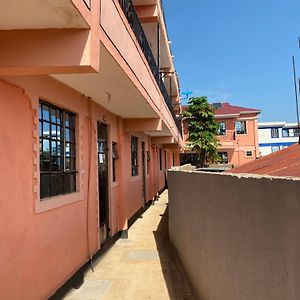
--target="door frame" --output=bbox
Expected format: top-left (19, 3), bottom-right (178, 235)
top-left (97, 121), bottom-right (111, 245)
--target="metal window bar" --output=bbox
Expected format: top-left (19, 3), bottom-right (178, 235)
top-left (39, 101), bottom-right (76, 199)
top-left (118, 0), bottom-right (182, 135)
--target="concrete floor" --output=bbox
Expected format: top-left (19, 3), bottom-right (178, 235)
top-left (64, 190), bottom-right (197, 300)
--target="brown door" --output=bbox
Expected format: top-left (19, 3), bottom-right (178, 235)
top-left (97, 123), bottom-right (110, 244)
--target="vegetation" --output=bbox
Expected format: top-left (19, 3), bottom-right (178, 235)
top-left (182, 96), bottom-right (220, 167)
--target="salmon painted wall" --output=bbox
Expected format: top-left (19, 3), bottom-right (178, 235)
top-left (183, 113), bottom-right (259, 167)
top-left (217, 113), bottom-right (260, 166)
top-left (0, 76), bottom-right (174, 299)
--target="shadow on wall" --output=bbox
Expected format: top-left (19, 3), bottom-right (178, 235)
top-left (152, 202), bottom-right (199, 300)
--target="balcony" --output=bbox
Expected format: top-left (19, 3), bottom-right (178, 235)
top-left (118, 0), bottom-right (182, 135)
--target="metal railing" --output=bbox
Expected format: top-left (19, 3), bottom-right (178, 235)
top-left (118, 0), bottom-right (182, 135)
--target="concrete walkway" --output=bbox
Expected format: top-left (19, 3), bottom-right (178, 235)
top-left (64, 190), bottom-right (197, 300)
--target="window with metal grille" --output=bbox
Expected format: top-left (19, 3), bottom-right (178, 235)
top-left (39, 101), bottom-right (76, 199)
top-left (131, 136), bottom-right (138, 176)
top-left (235, 121), bottom-right (247, 134)
top-left (218, 152), bottom-right (228, 164)
top-left (246, 151), bottom-right (252, 157)
top-left (271, 128), bottom-right (279, 138)
top-left (112, 142), bottom-right (119, 182)
top-left (282, 129), bottom-right (289, 137)
top-left (218, 122), bottom-right (226, 135)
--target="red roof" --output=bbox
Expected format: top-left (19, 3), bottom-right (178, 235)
top-left (227, 143), bottom-right (300, 177)
top-left (213, 102), bottom-right (260, 116)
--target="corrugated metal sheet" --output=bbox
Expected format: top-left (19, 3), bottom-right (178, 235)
top-left (227, 143), bottom-right (300, 177)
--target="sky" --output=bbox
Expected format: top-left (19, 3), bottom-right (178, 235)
top-left (163, 0), bottom-right (300, 122)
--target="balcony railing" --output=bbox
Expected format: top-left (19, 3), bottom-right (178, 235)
top-left (118, 0), bottom-right (182, 136)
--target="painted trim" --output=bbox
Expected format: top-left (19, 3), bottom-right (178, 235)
top-left (259, 142), bottom-right (296, 147)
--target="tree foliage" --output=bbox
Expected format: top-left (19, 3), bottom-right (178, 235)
top-left (182, 96), bottom-right (220, 167)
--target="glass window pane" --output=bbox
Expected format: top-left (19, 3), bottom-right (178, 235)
top-left (65, 143), bottom-right (70, 157)
top-left (70, 129), bottom-right (75, 143)
top-left (50, 175), bottom-right (59, 197)
top-left (51, 108), bottom-right (57, 123)
top-left (51, 141), bottom-right (57, 156)
top-left (56, 111), bottom-right (62, 125)
top-left (51, 125), bottom-right (57, 139)
top-left (65, 128), bottom-right (70, 142)
top-left (56, 141), bottom-right (61, 156)
top-left (51, 156), bottom-right (59, 171)
top-left (43, 122), bottom-right (50, 138)
top-left (42, 105), bottom-right (50, 121)
top-left (43, 139), bottom-right (50, 153)
top-left (40, 174), bottom-right (50, 199)
top-left (65, 157), bottom-right (70, 170)
top-left (39, 121), bottom-right (42, 137)
top-left (57, 174), bottom-right (64, 194)
top-left (65, 113), bottom-right (70, 127)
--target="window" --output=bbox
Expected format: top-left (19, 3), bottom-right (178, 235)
top-left (235, 121), bottom-right (247, 134)
top-left (218, 122), bottom-right (226, 135)
top-left (271, 146), bottom-right (280, 153)
top-left (282, 129), bottom-right (289, 137)
top-left (39, 101), bottom-right (76, 199)
top-left (246, 151), bottom-right (252, 157)
top-left (172, 153), bottom-right (175, 166)
top-left (112, 142), bottom-right (119, 182)
top-left (218, 152), bottom-right (228, 164)
top-left (293, 129), bottom-right (300, 137)
top-left (131, 136), bottom-right (138, 176)
top-left (159, 148), bottom-right (162, 170)
top-left (271, 128), bottom-right (279, 138)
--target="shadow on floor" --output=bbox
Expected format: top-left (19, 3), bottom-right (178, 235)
top-left (153, 204), bottom-right (199, 300)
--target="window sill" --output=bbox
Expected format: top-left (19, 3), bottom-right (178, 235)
top-left (35, 191), bottom-right (84, 214)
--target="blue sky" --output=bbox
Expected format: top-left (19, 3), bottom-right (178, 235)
top-left (163, 0), bottom-right (300, 122)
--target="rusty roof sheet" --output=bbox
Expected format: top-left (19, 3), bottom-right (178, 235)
top-left (227, 143), bottom-right (300, 177)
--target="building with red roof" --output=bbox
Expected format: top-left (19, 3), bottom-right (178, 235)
top-left (182, 102), bottom-right (261, 167)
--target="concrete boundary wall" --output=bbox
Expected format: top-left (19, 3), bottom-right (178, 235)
top-left (168, 170), bottom-right (300, 300)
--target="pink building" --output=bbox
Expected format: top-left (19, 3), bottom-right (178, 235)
top-left (0, 1), bottom-right (183, 299)
top-left (182, 102), bottom-right (260, 167)
top-left (213, 102), bottom-right (260, 166)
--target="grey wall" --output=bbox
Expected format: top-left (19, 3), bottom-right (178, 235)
top-left (168, 170), bottom-right (300, 300)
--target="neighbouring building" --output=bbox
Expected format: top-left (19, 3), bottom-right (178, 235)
top-left (182, 102), bottom-right (260, 167)
top-left (258, 122), bottom-right (299, 156)
top-left (0, 1), bottom-right (184, 299)
top-left (213, 103), bottom-right (261, 166)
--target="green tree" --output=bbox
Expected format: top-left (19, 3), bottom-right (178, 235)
top-left (182, 96), bottom-right (220, 167)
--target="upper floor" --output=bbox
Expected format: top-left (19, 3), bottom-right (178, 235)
top-left (0, 0), bottom-right (183, 148)
top-left (213, 103), bottom-right (260, 150)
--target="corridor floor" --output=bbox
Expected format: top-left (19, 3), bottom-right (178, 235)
top-left (64, 190), bottom-right (197, 300)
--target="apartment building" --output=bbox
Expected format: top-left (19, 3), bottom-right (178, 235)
top-left (0, 1), bottom-right (183, 299)
top-left (258, 122), bottom-right (299, 156)
top-left (182, 102), bottom-right (260, 167)
top-left (214, 103), bottom-right (260, 166)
